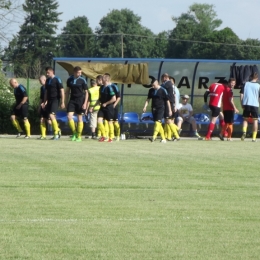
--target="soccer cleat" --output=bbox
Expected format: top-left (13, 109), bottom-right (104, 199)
top-left (227, 138), bottom-right (233, 141)
top-left (53, 135), bottom-right (59, 140)
top-left (172, 137), bottom-right (180, 141)
top-left (98, 137), bottom-right (106, 142)
top-left (24, 135), bottom-right (30, 139)
top-left (178, 128), bottom-right (182, 135)
top-left (71, 134), bottom-right (77, 141)
top-left (194, 132), bottom-right (201, 138)
top-left (197, 137), bottom-right (204, 140)
top-left (204, 137), bottom-right (212, 141)
top-left (38, 136), bottom-right (46, 140)
top-left (16, 132), bottom-right (23, 138)
top-left (166, 138), bottom-right (172, 141)
top-left (252, 139), bottom-right (257, 142)
top-left (75, 137), bottom-right (82, 142)
top-left (107, 138), bottom-right (113, 143)
top-left (58, 129), bottom-right (61, 139)
top-left (160, 139), bottom-right (167, 143)
top-left (116, 136), bottom-right (120, 141)
top-left (149, 137), bottom-right (155, 142)
top-left (241, 132), bottom-right (246, 141)
top-left (218, 133), bottom-right (224, 141)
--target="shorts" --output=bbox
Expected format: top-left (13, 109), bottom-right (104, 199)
top-left (40, 107), bottom-right (49, 119)
top-left (152, 106), bottom-right (164, 122)
top-left (113, 106), bottom-right (119, 121)
top-left (209, 105), bottom-right (221, 117)
top-left (243, 105), bottom-right (258, 119)
top-left (164, 102), bottom-right (175, 119)
top-left (223, 110), bottom-right (234, 123)
top-left (177, 116), bottom-right (195, 124)
top-left (67, 97), bottom-right (86, 115)
top-left (46, 99), bottom-right (59, 115)
top-left (90, 110), bottom-right (98, 128)
top-left (11, 104), bottom-right (29, 119)
top-left (97, 105), bottom-right (114, 121)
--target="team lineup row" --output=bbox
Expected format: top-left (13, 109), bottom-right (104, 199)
top-left (8, 67), bottom-right (260, 142)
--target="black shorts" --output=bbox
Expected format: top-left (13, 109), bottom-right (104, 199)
top-left (97, 105), bottom-right (114, 121)
top-left (152, 106), bottom-right (164, 122)
top-left (67, 97), bottom-right (86, 115)
top-left (223, 110), bottom-right (234, 123)
top-left (164, 102), bottom-right (175, 119)
top-left (243, 105), bottom-right (258, 119)
top-left (46, 99), bottom-right (59, 115)
top-left (209, 105), bottom-right (221, 117)
top-left (113, 106), bottom-right (119, 121)
top-left (11, 104), bottom-right (29, 119)
top-left (40, 107), bottom-right (49, 119)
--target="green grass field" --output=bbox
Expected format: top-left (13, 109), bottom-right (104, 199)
top-left (0, 136), bottom-right (260, 259)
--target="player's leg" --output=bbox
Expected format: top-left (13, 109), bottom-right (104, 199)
top-left (241, 107), bottom-right (249, 141)
top-left (250, 107), bottom-right (258, 142)
top-left (10, 108), bottom-right (23, 137)
top-left (67, 100), bottom-right (77, 140)
top-left (205, 106), bottom-right (220, 140)
top-left (75, 100), bottom-right (85, 142)
top-left (21, 104), bottom-right (30, 138)
top-left (113, 107), bottom-right (120, 141)
top-left (189, 117), bottom-right (200, 137)
top-left (89, 111), bottom-right (98, 139)
top-left (48, 100), bottom-right (60, 140)
top-left (105, 106), bottom-right (115, 142)
top-left (97, 109), bottom-right (106, 141)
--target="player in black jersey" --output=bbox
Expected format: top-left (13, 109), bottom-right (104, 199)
top-left (143, 79), bottom-right (172, 143)
top-left (9, 78), bottom-right (31, 138)
top-left (65, 66), bottom-right (88, 142)
top-left (42, 67), bottom-right (65, 140)
top-left (97, 74), bottom-right (116, 142)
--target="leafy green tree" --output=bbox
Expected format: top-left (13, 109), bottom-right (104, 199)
top-left (5, 0), bottom-right (61, 78)
top-left (95, 9), bottom-right (155, 58)
top-left (240, 39), bottom-right (260, 60)
top-left (57, 16), bottom-right (95, 57)
top-left (151, 31), bottom-right (169, 58)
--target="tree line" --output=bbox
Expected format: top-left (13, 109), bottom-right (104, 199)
top-left (2, 0), bottom-right (260, 78)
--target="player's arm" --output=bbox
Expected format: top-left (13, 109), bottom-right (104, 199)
top-left (239, 85), bottom-right (244, 108)
top-left (143, 98), bottom-right (150, 112)
top-left (230, 96), bottom-right (239, 113)
top-left (204, 90), bottom-right (210, 104)
top-left (16, 96), bottom-right (28, 109)
top-left (60, 88), bottom-right (65, 109)
top-left (82, 90), bottom-right (88, 110)
top-left (166, 100), bottom-right (172, 117)
top-left (103, 95), bottom-right (116, 107)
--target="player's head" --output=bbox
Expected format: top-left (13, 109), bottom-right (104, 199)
top-left (102, 74), bottom-right (110, 85)
top-left (90, 79), bottom-right (97, 87)
top-left (45, 66), bottom-right (54, 78)
top-left (161, 73), bottom-right (169, 83)
top-left (9, 78), bottom-right (19, 88)
top-left (73, 66), bottom-right (82, 78)
top-left (250, 72), bottom-right (258, 81)
top-left (169, 76), bottom-right (175, 84)
top-left (181, 94), bottom-right (189, 104)
top-left (228, 78), bottom-right (236, 88)
top-left (218, 79), bottom-right (228, 86)
top-left (151, 78), bottom-right (159, 89)
top-left (96, 75), bottom-right (103, 86)
top-left (39, 75), bottom-right (46, 85)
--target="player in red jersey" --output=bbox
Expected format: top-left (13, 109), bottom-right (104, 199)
top-left (219, 78), bottom-right (239, 141)
top-left (203, 80), bottom-right (227, 140)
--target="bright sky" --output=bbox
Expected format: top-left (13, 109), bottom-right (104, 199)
top-left (54, 0), bottom-right (260, 40)
top-left (4, 0), bottom-right (260, 46)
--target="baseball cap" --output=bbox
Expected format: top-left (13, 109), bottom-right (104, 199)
top-left (182, 94), bottom-right (189, 99)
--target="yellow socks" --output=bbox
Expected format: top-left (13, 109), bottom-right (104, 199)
top-left (169, 123), bottom-right (180, 138)
top-left (77, 122), bottom-right (84, 138)
top-left (108, 123), bottom-right (114, 139)
top-left (24, 120), bottom-right (31, 136)
top-left (159, 123), bottom-right (166, 140)
top-left (153, 121), bottom-right (161, 139)
top-left (114, 121), bottom-right (120, 137)
top-left (40, 123), bottom-right (46, 137)
top-left (68, 119), bottom-right (76, 134)
top-left (98, 122), bottom-right (105, 137)
top-left (104, 120), bottom-right (109, 138)
top-left (12, 119), bottom-right (23, 132)
top-left (252, 131), bottom-right (257, 140)
top-left (52, 119), bottom-right (59, 135)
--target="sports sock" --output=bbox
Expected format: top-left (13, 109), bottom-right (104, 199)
top-left (242, 126), bottom-right (247, 133)
top-left (68, 119), bottom-right (76, 134)
top-left (97, 122), bottom-right (105, 137)
top-left (221, 123), bottom-right (227, 136)
top-left (167, 124), bottom-right (172, 139)
top-left (104, 120), bottom-right (109, 138)
top-left (52, 119), bottom-right (59, 135)
top-left (152, 121), bottom-right (161, 140)
top-left (114, 121), bottom-right (120, 137)
top-left (164, 124), bottom-right (168, 139)
top-left (97, 129), bottom-right (101, 138)
top-left (77, 122), bottom-right (84, 138)
top-left (252, 131), bottom-right (257, 140)
top-left (227, 123), bottom-right (233, 138)
top-left (40, 122), bottom-right (46, 137)
top-left (206, 122), bottom-right (215, 139)
top-left (12, 119), bottom-right (23, 132)
top-left (169, 123), bottom-right (180, 138)
top-left (24, 120), bottom-right (31, 136)
top-left (108, 123), bottom-right (114, 139)
top-left (159, 123), bottom-right (166, 140)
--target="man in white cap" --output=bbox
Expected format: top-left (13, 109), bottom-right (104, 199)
top-left (177, 94), bottom-right (201, 138)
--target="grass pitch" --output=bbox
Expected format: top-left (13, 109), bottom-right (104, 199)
top-left (0, 136), bottom-right (260, 259)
